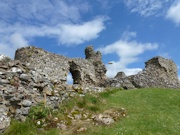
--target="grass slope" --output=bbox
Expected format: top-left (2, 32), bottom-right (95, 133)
top-left (4, 88), bottom-right (180, 135)
top-left (85, 88), bottom-right (180, 135)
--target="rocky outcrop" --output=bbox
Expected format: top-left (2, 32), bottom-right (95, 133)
top-left (129, 56), bottom-right (180, 89)
top-left (15, 46), bottom-right (107, 86)
top-left (106, 72), bottom-right (135, 89)
top-left (108, 56), bottom-right (180, 89)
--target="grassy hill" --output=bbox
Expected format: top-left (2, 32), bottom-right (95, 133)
top-left (4, 88), bottom-right (180, 135)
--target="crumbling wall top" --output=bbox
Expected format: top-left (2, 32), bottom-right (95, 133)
top-left (15, 46), bottom-right (70, 82)
top-left (85, 46), bottom-right (102, 60)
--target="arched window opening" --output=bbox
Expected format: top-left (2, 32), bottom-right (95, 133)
top-left (66, 72), bottom-right (73, 84)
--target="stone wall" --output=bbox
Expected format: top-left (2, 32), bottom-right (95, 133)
top-left (15, 46), bottom-right (70, 83)
top-left (106, 72), bottom-right (135, 89)
top-left (69, 58), bottom-right (96, 85)
top-left (0, 45), bottom-right (108, 133)
top-left (85, 46), bottom-right (107, 86)
top-left (107, 56), bottom-right (180, 89)
top-left (1, 45), bottom-right (180, 133)
top-left (129, 56), bottom-right (180, 89)
top-left (15, 46), bottom-right (107, 86)
top-left (0, 55), bottom-right (104, 134)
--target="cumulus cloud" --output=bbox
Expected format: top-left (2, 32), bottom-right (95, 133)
top-left (98, 32), bottom-right (158, 78)
top-left (0, 18), bottom-right (106, 57)
top-left (0, 0), bottom-right (106, 58)
top-left (166, 1), bottom-right (180, 25)
top-left (124, 0), bottom-right (173, 17)
top-left (10, 33), bottom-right (28, 48)
top-left (58, 18), bottom-right (106, 45)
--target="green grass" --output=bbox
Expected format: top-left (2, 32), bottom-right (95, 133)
top-left (4, 88), bottom-right (180, 135)
top-left (3, 119), bottom-right (60, 135)
top-left (3, 119), bottom-right (36, 135)
top-left (84, 88), bottom-right (180, 135)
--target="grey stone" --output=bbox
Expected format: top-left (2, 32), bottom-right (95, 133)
top-left (20, 74), bottom-right (31, 81)
top-left (0, 46), bottom-right (180, 132)
top-left (15, 46), bottom-right (107, 86)
top-left (10, 67), bottom-right (22, 73)
top-left (15, 109), bottom-right (22, 115)
top-left (50, 96), bottom-right (56, 101)
top-left (115, 72), bottom-right (126, 79)
top-left (21, 107), bottom-right (30, 115)
top-left (93, 114), bottom-right (114, 125)
top-left (0, 108), bottom-right (6, 113)
top-left (22, 100), bottom-right (32, 107)
top-left (85, 46), bottom-right (107, 86)
top-left (129, 56), bottom-right (180, 89)
top-left (106, 72), bottom-right (135, 89)
top-left (15, 46), bottom-right (70, 82)
top-left (0, 114), bottom-right (11, 132)
top-left (107, 56), bottom-right (180, 89)
top-left (0, 79), bottom-right (9, 84)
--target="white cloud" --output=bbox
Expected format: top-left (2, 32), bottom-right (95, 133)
top-left (10, 33), bottom-right (28, 48)
top-left (121, 31), bottom-right (137, 40)
top-left (124, 0), bottom-right (173, 17)
top-left (58, 18), bottom-right (106, 45)
top-left (98, 34), bottom-right (158, 78)
top-left (0, 0), bottom-right (107, 58)
top-left (106, 60), bottom-right (142, 78)
top-left (100, 40), bottom-right (158, 64)
top-left (0, 0), bottom-right (84, 24)
top-left (166, 1), bottom-right (180, 25)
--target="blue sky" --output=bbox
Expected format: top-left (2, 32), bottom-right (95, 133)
top-left (0, 0), bottom-right (180, 81)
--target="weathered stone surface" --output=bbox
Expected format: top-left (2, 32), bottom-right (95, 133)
top-left (0, 54), bottom-right (11, 64)
top-left (0, 53), bottom-right (107, 133)
top-left (85, 46), bottom-right (107, 86)
top-left (0, 47), bottom-right (180, 133)
top-left (69, 58), bottom-right (96, 85)
top-left (115, 72), bottom-right (126, 79)
top-left (107, 57), bottom-right (180, 89)
top-left (15, 46), bottom-right (107, 86)
top-left (129, 56), bottom-right (180, 89)
top-left (92, 114), bottom-right (114, 125)
top-left (20, 74), bottom-right (31, 82)
top-left (106, 72), bottom-right (135, 89)
top-left (0, 113), bottom-right (11, 134)
top-left (22, 100), bottom-right (32, 107)
top-left (15, 46), bottom-right (70, 83)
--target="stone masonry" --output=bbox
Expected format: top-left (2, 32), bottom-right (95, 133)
top-left (0, 51), bottom-right (105, 134)
top-left (15, 46), bottom-right (70, 83)
top-left (15, 46), bottom-right (107, 86)
top-left (1, 46), bottom-right (180, 134)
top-left (108, 56), bottom-right (180, 89)
top-left (129, 56), bottom-right (180, 89)
top-left (85, 46), bottom-right (107, 86)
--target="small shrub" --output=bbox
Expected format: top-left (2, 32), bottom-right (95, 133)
top-left (28, 103), bottom-right (51, 120)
